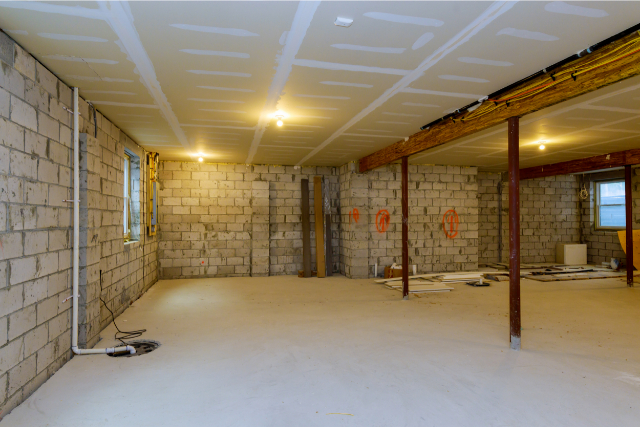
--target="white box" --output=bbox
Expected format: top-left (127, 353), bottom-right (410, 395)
top-left (556, 243), bottom-right (587, 265)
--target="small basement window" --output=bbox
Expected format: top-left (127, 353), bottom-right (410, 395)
top-left (595, 180), bottom-right (625, 230)
top-left (124, 152), bottom-right (132, 240)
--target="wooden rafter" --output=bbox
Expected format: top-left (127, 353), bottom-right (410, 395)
top-left (358, 30), bottom-right (640, 173)
top-left (519, 148), bottom-right (640, 180)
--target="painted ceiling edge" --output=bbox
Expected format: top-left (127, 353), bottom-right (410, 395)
top-left (0, 1), bottom-right (103, 19)
top-left (100, 1), bottom-right (191, 150)
top-left (1, 0), bottom-right (188, 151)
top-left (244, 0), bottom-right (320, 164)
top-left (295, 1), bottom-right (516, 166)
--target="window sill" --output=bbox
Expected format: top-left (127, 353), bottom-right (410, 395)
top-left (124, 240), bottom-right (140, 246)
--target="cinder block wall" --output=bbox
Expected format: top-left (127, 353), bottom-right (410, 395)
top-left (340, 163), bottom-right (479, 278)
top-left (0, 32), bottom-right (158, 417)
top-left (478, 173), bottom-right (581, 264)
top-left (77, 131), bottom-right (158, 349)
top-left (157, 163), bottom-right (340, 278)
top-left (339, 163), bottom-right (369, 278)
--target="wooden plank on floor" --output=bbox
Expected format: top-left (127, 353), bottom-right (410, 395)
top-left (301, 179), bottom-right (311, 278)
top-left (314, 176), bottom-right (326, 278)
top-left (527, 272), bottom-right (625, 281)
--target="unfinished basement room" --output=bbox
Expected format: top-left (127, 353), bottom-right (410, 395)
top-left (1, 1), bottom-right (640, 425)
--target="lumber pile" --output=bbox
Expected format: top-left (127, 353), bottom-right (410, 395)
top-left (376, 271), bottom-right (489, 293)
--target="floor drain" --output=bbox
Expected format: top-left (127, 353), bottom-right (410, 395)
top-left (107, 340), bottom-right (160, 357)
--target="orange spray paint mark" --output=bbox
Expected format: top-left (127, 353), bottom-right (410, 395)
top-left (443, 209), bottom-right (459, 238)
top-left (376, 209), bottom-right (390, 233)
top-left (349, 208), bottom-right (360, 226)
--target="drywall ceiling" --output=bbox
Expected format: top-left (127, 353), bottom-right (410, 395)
top-left (0, 1), bottom-right (638, 170)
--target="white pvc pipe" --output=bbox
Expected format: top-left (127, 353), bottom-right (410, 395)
top-left (71, 87), bottom-right (135, 356)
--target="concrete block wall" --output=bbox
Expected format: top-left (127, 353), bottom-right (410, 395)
top-left (92, 129), bottom-right (157, 345)
top-left (157, 163), bottom-right (339, 278)
top-left (478, 172), bottom-right (581, 264)
top-left (0, 36), bottom-right (74, 417)
top-left (77, 131), bottom-right (158, 348)
top-left (478, 173), bottom-right (502, 264)
top-left (340, 163), bottom-right (479, 278)
top-left (0, 32), bottom-right (158, 417)
top-left (339, 163), bottom-right (370, 279)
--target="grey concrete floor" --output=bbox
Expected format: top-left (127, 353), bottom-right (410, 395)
top-left (2, 275), bottom-right (640, 426)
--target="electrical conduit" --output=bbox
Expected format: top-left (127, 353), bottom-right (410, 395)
top-left (71, 87), bottom-right (135, 356)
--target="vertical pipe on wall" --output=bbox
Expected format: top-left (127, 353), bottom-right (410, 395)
top-left (625, 165), bottom-right (634, 287)
top-left (508, 117), bottom-right (521, 351)
top-left (71, 88), bottom-right (134, 355)
top-left (401, 156), bottom-right (409, 299)
top-left (71, 88), bottom-right (80, 353)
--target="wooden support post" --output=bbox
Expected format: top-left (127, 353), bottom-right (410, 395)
top-left (401, 156), bottom-right (409, 299)
top-left (301, 179), bottom-right (311, 278)
top-left (314, 176), bottom-right (326, 278)
top-left (508, 117), bottom-right (521, 350)
top-left (625, 165), bottom-right (634, 287)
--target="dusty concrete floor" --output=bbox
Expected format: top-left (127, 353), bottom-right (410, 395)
top-left (3, 275), bottom-right (640, 426)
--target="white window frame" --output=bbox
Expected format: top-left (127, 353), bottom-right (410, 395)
top-left (595, 179), bottom-right (625, 230)
top-left (124, 153), bottom-right (131, 240)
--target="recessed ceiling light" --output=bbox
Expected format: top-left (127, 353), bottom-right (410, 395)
top-left (274, 110), bottom-right (286, 127)
top-left (334, 17), bottom-right (353, 27)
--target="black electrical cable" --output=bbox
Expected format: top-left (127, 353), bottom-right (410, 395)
top-left (99, 270), bottom-right (146, 346)
top-left (419, 22), bottom-right (640, 131)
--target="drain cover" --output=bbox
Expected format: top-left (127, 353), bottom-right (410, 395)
top-left (107, 340), bottom-right (160, 358)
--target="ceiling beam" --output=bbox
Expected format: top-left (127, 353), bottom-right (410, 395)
top-left (358, 30), bottom-right (640, 173)
top-left (519, 149), bottom-right (640, 180)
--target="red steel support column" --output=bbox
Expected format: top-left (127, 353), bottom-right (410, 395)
top-left (626, 165), bottom-right (634, 287)
top-left (508, 117), bottom-right (521, 350)
top-left (402, 156), bottom-right (409, 299)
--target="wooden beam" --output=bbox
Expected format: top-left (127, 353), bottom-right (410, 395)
top-left (314, 176), bottom-right (325, 278)
top-left (301, 179), bottom-right (311, 278)
top-left (626, 165), bottom-right (634, 287)
top-left (520, 149), bottom-right (640, 180)
top-left (508, 117), bottom-right (521, 351)
top-left (359, 31), bottom-right (640, 173)
top-left (401, 156), bottom-right (409, 299)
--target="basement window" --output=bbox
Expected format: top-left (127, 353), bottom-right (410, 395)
top-left (124, 153), bottom-right (132, 240)
top-left (595, 180), bottom-right (625, 230)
